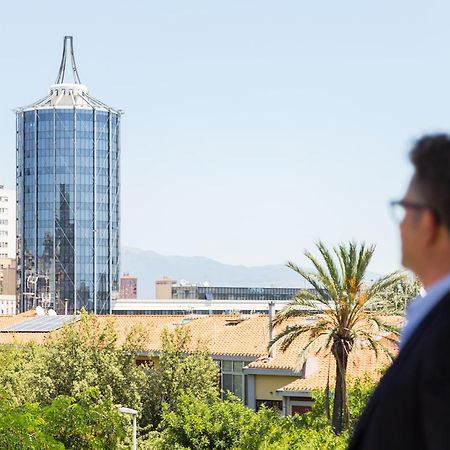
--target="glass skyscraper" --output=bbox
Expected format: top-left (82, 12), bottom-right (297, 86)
top-left (16, 37), bottom-right (121, 314)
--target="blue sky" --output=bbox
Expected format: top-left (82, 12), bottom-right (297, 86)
top-left (1, 0), bottom-right (449, 274)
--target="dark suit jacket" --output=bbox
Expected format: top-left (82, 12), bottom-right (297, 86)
top-left (348, 290), bottom-right (450, 450)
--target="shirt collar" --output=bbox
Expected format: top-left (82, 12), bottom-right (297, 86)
top-left (400, 273), bottom-right (450, 349)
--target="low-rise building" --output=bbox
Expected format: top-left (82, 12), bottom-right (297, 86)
top-left (155, 277), bottom-right (309, 301)
top-left (120, 274), bottom-right (137, 299)
top-left (0, 312), bottom-right (398, 414)
top-left (0, 258), bottom-right (16, 296)
top-left (0, 295), bottom-right (16, 315)
top-left (112, 299), bottom-right (293, 315)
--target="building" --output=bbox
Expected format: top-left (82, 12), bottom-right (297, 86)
top-left (0, 257), bottom-right (16, 315)
top-left (0, 312), bottom-right (398, 414)
top-left (155, 278), bottom-right (306, 301)
top-left (15, 36), bottom-right (122, 314)
top-left (0, 186), bottom-right (16, 259)
top-left (119, 274), bottom-right (137, 299)
top-left (0, 258), bottom-right (16, 296)
top-left (0, 295), bottom-right (16, 315)
top-left (155, 276), bottom-right (176, 299)
top-left (112, 298), bottom-right (295, 315)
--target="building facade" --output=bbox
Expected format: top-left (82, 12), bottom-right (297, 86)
top-left (0, 258), bottom-right (16, 296)
top-left (0, 186), bottom-right (16, 259)
top-left (155, 278), bottom-right (305, 301)
top-left (112, 298), bottom-right (295, 315)
top-left (16, 37), bottom-right (121, 314)
top-left (0, 295), bottom-right (16, 315)
top-left (119, 274), bottom-right (137, 299)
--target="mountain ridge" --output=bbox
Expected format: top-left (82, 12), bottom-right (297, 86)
top-left (121, 247), bottom-right (309, 298)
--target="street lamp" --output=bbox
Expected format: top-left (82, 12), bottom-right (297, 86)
top-left (118, 407), bottom-right (137, 450)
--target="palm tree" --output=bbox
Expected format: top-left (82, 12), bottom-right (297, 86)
top-left (270, 242), bottom-right (405, 435)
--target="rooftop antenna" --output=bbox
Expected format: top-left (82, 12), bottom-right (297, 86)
top-left (55, 36), bottom-right (81, 84)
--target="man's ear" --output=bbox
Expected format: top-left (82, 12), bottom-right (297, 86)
top-left (422, 209), bottom-right (440, 245)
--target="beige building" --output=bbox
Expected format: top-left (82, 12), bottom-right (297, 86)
top-left (0, 258), bottom-right (16, 296)
top-left (0, 186), bottom-right (15, 259)
top-left (0, 257), bottom-right (17, 315)
top-left (155, 276), bottom-right (176, 299)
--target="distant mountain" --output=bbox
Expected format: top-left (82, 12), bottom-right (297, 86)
top-left (120, 247), bottom-right (309, 298)
top-left (120, 247), bottom-right (383, 298)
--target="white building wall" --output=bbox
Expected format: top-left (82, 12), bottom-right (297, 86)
top-left (0, 295), bottom-right (16, 315)
top-left (0, 186), bottom-right (16, 259)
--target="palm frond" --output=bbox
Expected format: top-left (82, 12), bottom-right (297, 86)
top-left (356, 330), bottom-right (396, 362)
top-left (366, 315), bottom-right (401, 336)
top-left (294, 331), bottom-right (332, 371)
top-left (355, 243), bottom-right (375, 285)
top-left (286, 262), bottom-right (334, 305)
top-left (272, 299), bottom-right (314, 326)
top-left (317, 241), bottom-right (342, 291)
top-left (269, 324), bottom-right (312, 352)
top-left (369, 271), bottom-right (404, 293)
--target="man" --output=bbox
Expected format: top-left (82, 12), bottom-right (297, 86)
top-left (349, 134), bottom-right (450, 449)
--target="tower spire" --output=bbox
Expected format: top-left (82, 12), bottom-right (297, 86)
top-left (55, 36), bottom-right (81, 84)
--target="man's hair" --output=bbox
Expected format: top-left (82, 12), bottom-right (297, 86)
top-left (410, 134), bottom-right (450, 230)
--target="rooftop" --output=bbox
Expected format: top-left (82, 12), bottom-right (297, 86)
top-left (16, 36), bottom-right (121, 113)
top-left (0, 312), bottom-right (402, 391)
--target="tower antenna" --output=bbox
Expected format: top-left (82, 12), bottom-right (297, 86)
top-left (55, 36), bottom-right (81, 84)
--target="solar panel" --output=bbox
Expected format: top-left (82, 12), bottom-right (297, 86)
top-left (0, 315), bottom-right (80, 333)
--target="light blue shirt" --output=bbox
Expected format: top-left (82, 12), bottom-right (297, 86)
top-left (400, 273), bottom-right (450, 349)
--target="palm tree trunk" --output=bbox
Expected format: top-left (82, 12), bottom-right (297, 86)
top-left (331, 339), bottom-right (350, 435)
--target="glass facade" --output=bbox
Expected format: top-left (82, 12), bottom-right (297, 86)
top-left (16, 108), bottom-right (120, 314)
top-left (172, 285), bottom-right (311, 301)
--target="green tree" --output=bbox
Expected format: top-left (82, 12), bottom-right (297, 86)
top-left (0, 399), bottom-right (63, 450)
top-left (43, 388), bottom-right (126, 450)
top-left (0, 387), bottom-right (126, 450)
top-left (369, 273), bottom-right (421, 314)
top-left (37, 311), bottom-right (148, 411)
top-left (141, 326), bottom-right (220, 429)
top-left (153, 390), bottom-right (351, 450)
top-left (160, 392), bottom-right (255, 449)
top-left (271, 242), bottom-right (403, 434)
top-left (0, 343), bottom-right (52, 406)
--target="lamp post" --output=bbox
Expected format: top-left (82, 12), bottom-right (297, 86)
top-left (118, 407), bottom-right (137, 450)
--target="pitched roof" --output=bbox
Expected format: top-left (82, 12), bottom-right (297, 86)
top-left (93, 314), bottom-right (272, 357)
top-left (0, 311), bottom-right (401, 389)
top-left (245, 314), bottom-right (400, 395)
top-left (278, 347), bottom-right (389, 393)
top-left (0, 313), bottom-right (272, 357)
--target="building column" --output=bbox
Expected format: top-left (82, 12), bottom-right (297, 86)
top-left (246, 374), bottom-right (256, 410)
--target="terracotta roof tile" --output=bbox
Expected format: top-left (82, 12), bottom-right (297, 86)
top-left (279, 346), bottom-right (389, 392)
top-left (0, 312), bottom-right (400, 387)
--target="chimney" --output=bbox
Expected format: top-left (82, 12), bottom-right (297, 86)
top-left (268, 301), bottom-right (275, 357)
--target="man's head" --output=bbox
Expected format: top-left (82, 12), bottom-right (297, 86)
top-left (400, 134), bottom-right (450, 286)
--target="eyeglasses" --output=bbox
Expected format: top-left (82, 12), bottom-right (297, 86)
top-left (389, 200), bottom-right (439, 223)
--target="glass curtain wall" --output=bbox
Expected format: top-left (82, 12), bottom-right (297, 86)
top-left (16, 108), bottom-right (120, 314)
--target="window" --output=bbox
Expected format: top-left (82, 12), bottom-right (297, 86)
top-left (256, 400), bottom-right (282, 412)
top-left (0, 220), bottom-right (7, 225)
top-left (219, 359), bottom-right (245, 401)
top-left (0, 231), bottom-right (8, 236)
top-left (0, 242), bottom-right (8, 248)
top-left (0, 208), bottom-right (8, 214)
